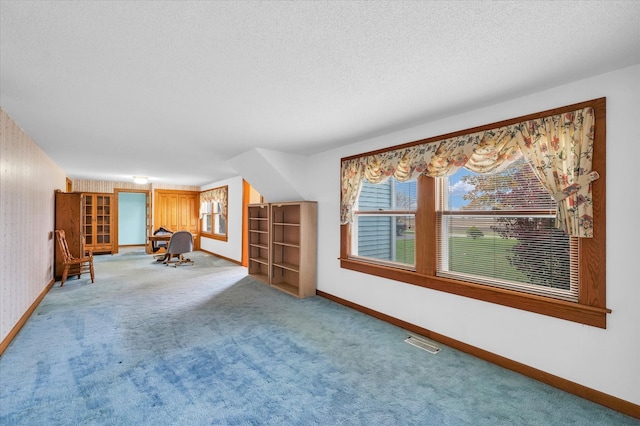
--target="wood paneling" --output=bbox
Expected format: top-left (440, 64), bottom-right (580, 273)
top-left (153, 189), bottom-right (200, 249)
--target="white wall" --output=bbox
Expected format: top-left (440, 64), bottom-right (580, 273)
top-left (305, 65), bottom-right (640, 405)
top-left (0, 109), bottom-right (67, 343)
top-left (199, 176), bottom-right (244, 263)
top-left (228, 148), bottom-right (308, 202)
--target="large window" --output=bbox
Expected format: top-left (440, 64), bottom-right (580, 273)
top-left (339, 98), bottom-right (608, 328)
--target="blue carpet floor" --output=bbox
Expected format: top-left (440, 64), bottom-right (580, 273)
top-left (1, 248), bottom-right (638, 425)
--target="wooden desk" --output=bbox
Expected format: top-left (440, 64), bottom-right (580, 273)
top-left (148, 234), bottom-right (171, 258)
top-left (148, 234), bottom-right (171, 243)
top-left (148, 233), bottom-right (195, 263)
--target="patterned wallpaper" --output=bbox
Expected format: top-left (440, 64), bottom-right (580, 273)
top-left (0, 109), bottom-right (67, 344)
top-left (73, 180), bottom-right (199, 193)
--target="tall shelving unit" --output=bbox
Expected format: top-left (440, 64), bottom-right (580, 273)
top-left (270, 201), bottom-right (317, 298)
top-left (83, 192), bottom-right (114, 254)
top-left (247, 203), bottom-right (271, 284)
top-left (247, 201), bottom-right (317, 298)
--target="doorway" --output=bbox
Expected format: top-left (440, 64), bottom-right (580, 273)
top-left (114, 189), bottom-right (151, 252)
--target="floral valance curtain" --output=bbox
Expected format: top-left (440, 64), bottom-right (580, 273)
top-left (200, 186), bottom-right (228, 219)
top-left (340, 107), bottom-right (597, 237)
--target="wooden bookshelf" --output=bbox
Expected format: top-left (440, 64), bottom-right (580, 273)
top-left (270, 202), bottom-right (317, 298)
top-left (247, 203), bottom-right (271, 284)
top-left (247, 201), bottom-right (317, 298)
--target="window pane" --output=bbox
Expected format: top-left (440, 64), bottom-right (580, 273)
top-left (438, 159), bottom-right (577, 301)
top-left (445, 157), bottom-right (556, 211)
top-left (214, 213), bottom-right (226, 235)
top-left (440, 215), bottom-right (571, 290)
top-left (352, 177), bottom-right (417, 267)
top-left (359, 179), bottom-right (417, 211)
top-left (354, 214), bottom-right (415, 266)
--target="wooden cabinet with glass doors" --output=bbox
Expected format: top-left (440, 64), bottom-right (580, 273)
top-left (55, 190), bottom-right (114, 280)
top-left (83, 192), bottom-right (115, 253)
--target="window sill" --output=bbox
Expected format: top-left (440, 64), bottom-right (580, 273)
top-left (200, 232), bottom-right (228, 242)
top-left (340, 258), bottom-right (610, 328)
top-left (348, 255), bottom-right (416, 272)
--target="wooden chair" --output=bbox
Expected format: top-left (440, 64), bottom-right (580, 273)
top-left (55, 230), bottom-right (95, 286)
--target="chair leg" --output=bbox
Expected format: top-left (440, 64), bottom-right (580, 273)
top-left (89, 261), bottom-right (95, 283)
top-left (61, 265), bottom-right (69, 286)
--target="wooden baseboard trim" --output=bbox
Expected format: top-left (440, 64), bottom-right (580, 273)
top-left (0, 278), bottom-right (56, 356)
top-left (316, 290), bottom-right (640, 419)
top-left (198, 249), bottom-right (242, 266)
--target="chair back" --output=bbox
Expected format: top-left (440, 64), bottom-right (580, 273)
top-left (167, 231), bottom-right (193, 255)
top-left (55, 230), bottom-right (74, 262)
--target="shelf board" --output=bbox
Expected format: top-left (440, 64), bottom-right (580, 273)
top-left (271, 281), bottom-right (300, 298)
top-left (249, 229), bottom-right (268, 234)
top-left (249, 243), bottom-right (268, 249)
top-left (272, 241), bottom-right (300, 248)
top-left (273, 262), bottom-right (299, 273)
top-left (272, 222), bottom-right (301, 226)
top-left (249, 257), bottom-right (269, 266)
top-left (249, 217), bottom-right (269, 221)
top-left (249, 272), bottom-right (269, 284)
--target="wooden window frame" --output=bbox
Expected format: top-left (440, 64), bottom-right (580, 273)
top-left (200, 185), bottom-right (228, 242)
top-left (340, 98), bottom-right (609, 328)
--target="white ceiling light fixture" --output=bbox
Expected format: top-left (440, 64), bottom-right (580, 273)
top-left (133, 176), bottom-right (148, 184)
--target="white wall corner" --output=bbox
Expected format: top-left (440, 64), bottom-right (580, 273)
top-left (227, 148), bottom-right (308, 202)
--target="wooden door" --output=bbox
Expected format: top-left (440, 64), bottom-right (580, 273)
top-left (153, 190), bottom-right (200, 249)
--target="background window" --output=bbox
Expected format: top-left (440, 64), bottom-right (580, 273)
top-left (212, 201), bottom-right (226, 235)
top-left (202, 201), bottom-right (227, 236)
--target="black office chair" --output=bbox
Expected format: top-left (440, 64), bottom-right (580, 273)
top-left (164, 231), bottom-right (194, 267)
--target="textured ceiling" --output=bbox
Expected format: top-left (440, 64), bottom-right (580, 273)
top-left (1, 1), bottom-right (639, 186)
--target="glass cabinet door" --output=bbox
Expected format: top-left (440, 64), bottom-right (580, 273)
top-left (96, 195), bottom-right (111, 245)
top-left (83, 194), bottom-right (93, 245)
top-left (82, 193), bottom-right (113, 251)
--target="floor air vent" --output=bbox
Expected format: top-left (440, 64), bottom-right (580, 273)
top-left (405, 335), bottom-right (441, 354)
